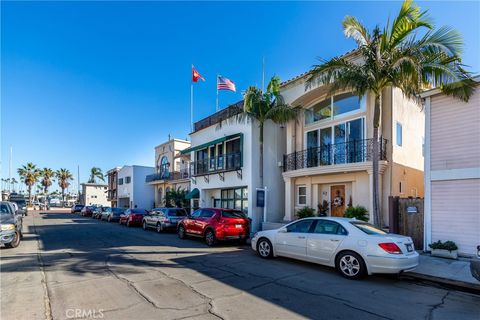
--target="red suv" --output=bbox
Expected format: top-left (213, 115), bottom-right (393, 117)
top-left (177, 208), bottom-right (249, 246)
top-left (119, 208), bottom-right (147, 227)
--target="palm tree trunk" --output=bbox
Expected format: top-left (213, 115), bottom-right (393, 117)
top-left (28, 185), bottom-right (32, 206)
top-left (62, 188), bottom-right (65, 207)
top-left (372, 94), bottom-right (382, 228)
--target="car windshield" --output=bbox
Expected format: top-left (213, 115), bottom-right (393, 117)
top-left (0, 204), bottom-right (12, 215)
top-left (112, 208), bottom-right (124, 213)
top-left (351, 222), bottom-right (387, 235)
top-left (168, 209), bottom-right (187, 217)
top-left (103, 207), bottom-right (112, 212)
top-left (221, 210), bottom-right (246, 219)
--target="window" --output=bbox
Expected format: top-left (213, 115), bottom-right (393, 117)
top-left (350, 221), bottom-right (387, 235)
top-left (313, 220), bottom-right (348, 235)
top-left (399, 181), bottom-right (405, 194)
top-left (220, 187), bottom-right (248, 214)
top-left (286, 219), bottom-right (314, 233)
top-left (333, 92), bottom-right (362, 116)
top-left (125, 176), bottom-right (131, 184)
top-left (297, 186), bottom-right (307, 206)
top-left (305, 98), bottom-right (331, 124)
top-left (200, 209), bottom-right (215, 218)
top-left (191, 210), bottom-right (201, 218)
top-left (305, 94), bottom-right (363, 125)
top-left (160, 156), bottom-right (170, 178)
top-left (396, 122), bottom-right (403, 146)
top-left (168, 209), bottom-right (187, 217)
top-left (118, 178), bottom-right (124, 185)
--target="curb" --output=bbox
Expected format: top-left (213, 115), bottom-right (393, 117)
top-left (401, 272), bottom-right (480, 294)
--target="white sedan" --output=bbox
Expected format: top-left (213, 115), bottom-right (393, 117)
top-left (251, 217), bottom-right (419, 279)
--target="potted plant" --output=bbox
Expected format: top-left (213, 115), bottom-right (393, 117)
top-left (317, 200), bottom-right (329, 217)
top-left (296, 207), bottom-right (315, 219)
top-left (429, 240), bottom-right (458, 259)
top-left (343, 205), bottom-right (369, 222)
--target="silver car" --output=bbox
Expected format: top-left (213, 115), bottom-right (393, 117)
top-left (142, 208), bottom-right (188, 233)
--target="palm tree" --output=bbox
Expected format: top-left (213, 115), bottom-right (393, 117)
top-left (56, 168), bottom-right (73, 206)
top-left (88, 167), bottom-right (104, 183)
top-left (307, 0), bottom-right (475, 227)
top-left (11, 178), bottom-right (18, 192)
top-left (17, 163), bottom-right (41, 205)
top-left (244, 76), bottom-right (299, 188)
top-left (40, 168), bottom-right (55, 195)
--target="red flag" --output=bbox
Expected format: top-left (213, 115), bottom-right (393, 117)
top-left (192, 65), bottom-right (205, 82)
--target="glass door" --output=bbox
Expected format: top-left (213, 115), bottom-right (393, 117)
top-left (347, 118), bottom-right (364, 163)
top-left (306, 130), bottom-right (319, 167)
top-left (334, 124), bottom-right (346, 164)
top-left (320, 128), bottom-right (332, 165)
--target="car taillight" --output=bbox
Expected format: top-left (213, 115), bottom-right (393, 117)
top-left (378, 242), bottom-right (402, 254)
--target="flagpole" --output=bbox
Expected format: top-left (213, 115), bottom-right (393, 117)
top-left (190, 83), bottom-right (194, 132)
top-left (216, 75), bottom-right (219, 112)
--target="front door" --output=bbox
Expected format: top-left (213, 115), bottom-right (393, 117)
top-left (330, 185), bottom-right (345, 217)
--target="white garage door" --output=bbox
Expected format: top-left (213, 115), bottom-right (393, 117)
top-left (431, 179), bottom-right (480, 255)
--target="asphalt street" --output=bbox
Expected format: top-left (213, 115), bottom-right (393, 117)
top-left (1, 211), bottom-right (479, 320)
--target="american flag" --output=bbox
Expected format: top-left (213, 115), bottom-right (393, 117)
top-left (217, 75), bottom-right (236, 92)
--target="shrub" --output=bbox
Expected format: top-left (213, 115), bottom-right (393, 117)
top-left (296, 207), bottom-right (315, 219)
top-left (343, 205), bottom-right (369, 221)
top-left (429, 240), bottom-right (458, 252)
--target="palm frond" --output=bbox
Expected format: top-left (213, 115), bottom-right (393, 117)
top-left (343, 16), bottom-right (370, 46)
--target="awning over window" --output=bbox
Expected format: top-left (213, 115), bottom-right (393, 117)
top-left (185, 188), bottom-right (200, 200)
top-left (180, 133), bottom-right (243, 155)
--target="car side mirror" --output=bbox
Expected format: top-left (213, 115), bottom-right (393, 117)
top-left (278, 227), bottom-right (287, 233)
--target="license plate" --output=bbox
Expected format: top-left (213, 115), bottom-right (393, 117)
top-left (406, 244), bottom-right (413, 252)
top-left (235, 224), bottom-right (242, 228)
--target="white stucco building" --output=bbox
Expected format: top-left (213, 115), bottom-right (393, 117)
top-left (117, 165), bottom-right (155, 210)
top-left (422, 77), bottom-right (480, 256)
top-left (183, 101), bottom-right (286, 232)
top-left (81, 183), bottom-right (109, 207)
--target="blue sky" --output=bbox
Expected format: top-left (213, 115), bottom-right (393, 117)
top-left (1, 1), bottom-right (479, 192)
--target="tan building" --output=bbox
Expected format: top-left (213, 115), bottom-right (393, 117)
top-left (146, 138), bottom-right (191, 207)
top-left (280, 52), bottom-right (425, 227)
top-left (422, 77), bottom-right (480, 255)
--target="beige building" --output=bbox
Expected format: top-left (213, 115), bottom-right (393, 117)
top-left (280, 53), bottom-right (425, 226)
top-left (81, 183), bottom-right (109, 207)
top-left (422, 77), bottom-right (480, 255)
top-left (146, 138), bottom-right (191, 207)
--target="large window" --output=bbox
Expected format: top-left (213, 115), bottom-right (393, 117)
top-left (159, 156), bottom-right (170, 178)
top-left (297, 186), bottom-right (307, 206)
top-left (305, 93), bottom-right (364, 125)
top-left (396, 122), bottom-right (403, 146)
top-left (220, 187), bottom-right (248, 214)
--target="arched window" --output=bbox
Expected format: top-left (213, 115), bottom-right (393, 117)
top-left (159, 156), bottom-right (170, 178)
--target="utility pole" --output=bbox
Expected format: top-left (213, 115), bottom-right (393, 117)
top-left (9, 146), bottom-right (12, 192)
top-left (77, 165), bottom-right (80, 203)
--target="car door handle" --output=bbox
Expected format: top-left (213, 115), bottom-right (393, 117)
top-left (298, 236), bottom-right (306, 239)
top-left (330, 239), bottom-right (340, 242)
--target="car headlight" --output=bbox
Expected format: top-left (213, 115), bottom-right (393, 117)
top-left (1, 224), bottom-right (15, 231)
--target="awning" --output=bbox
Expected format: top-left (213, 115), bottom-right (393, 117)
top-left (180, 133), bottom-right (243, 155)
top-left (185, 188), bottom-right (200, 200)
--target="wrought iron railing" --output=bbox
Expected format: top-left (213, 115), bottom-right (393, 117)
top-left (145, 170), bottom-right (190, 183)
top-left (283, 138), bottom-right (388, 172)
top-left (193, 101), bottom-right (244, 132)
top-left (191, 152), bottom-right (242, 176)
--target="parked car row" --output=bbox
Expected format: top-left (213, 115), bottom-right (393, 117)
top-left (0, 201), bottom-right (23, 248)
top-left (74, 206), bottom-right (420, 280)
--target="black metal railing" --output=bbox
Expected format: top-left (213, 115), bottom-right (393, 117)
top-left (191, 152), bottom-right (242, 176)
top-left (145, 170), bottom-right (191, 183)
top-left (283, 138), bottom-right (388, 172)
top-left (193, 101), bottom-right (244, 132)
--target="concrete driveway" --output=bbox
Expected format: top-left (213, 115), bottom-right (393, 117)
top-left (1, 211), bottom-right (479, 320)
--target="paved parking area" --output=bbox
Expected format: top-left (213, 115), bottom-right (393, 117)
top-left (1, 211), bottom-right (479, 320)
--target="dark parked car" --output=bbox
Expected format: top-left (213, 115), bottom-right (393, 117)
top-left (142, 207), bottom-right (188, 232)
top-left (470, 245), bottom-right (480, 282)
top-left (177, 208), bottom-right (249, 246)
top-left (102, 207), bottom-right (124, 222)
top-left (71, 204), bottom-right (85, 213)
top-left (119, 208), bottom-right (147, 227)
top-left (80, 206), bottom-right (95, 217)
top-left (0, 201), bottom-right (23, 248)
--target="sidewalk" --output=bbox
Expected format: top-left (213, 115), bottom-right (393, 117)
top-left (404, 252), bottom-right (480, 292)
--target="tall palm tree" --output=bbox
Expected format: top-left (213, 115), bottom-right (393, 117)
top-left (17, 163), bottom-right (40, 205)
top-left (56, 168), bottom-right (73, 205)
top-left (40, 168), bottom-right (55, 195)
top-left (244, 76), bottom-right (299, 188)
top-left (88, 167), bottom-right (104, 183)
top-left (307, 0), bottom-right (475, 227)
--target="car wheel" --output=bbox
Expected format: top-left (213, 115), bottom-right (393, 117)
top-left (5, 231), bottom-right (21, 248)
top-left (178, 225), bottom-right (186, 239)
top-left (336, 251), bottom-right (366, 280)
top-left (142, 221), bottom-right (147, 230)
top-left (156, 223), bottom-right (163, 233)
top-left (204, 229), bottom-right (216, 247)
top-left (257, 238), bottom-right (273, 259)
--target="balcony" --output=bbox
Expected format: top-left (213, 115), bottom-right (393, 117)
top-left (145, 170), bottom-right (190, 183)
top-left (191, 152), bottom-right (242, 176)
top-left (283, 138), bottom-right (388, 172)
top-left (193, 101), bottom-right (243, 132)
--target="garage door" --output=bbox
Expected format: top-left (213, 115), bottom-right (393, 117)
top-left (431, 179), bottom-right (480, 255)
